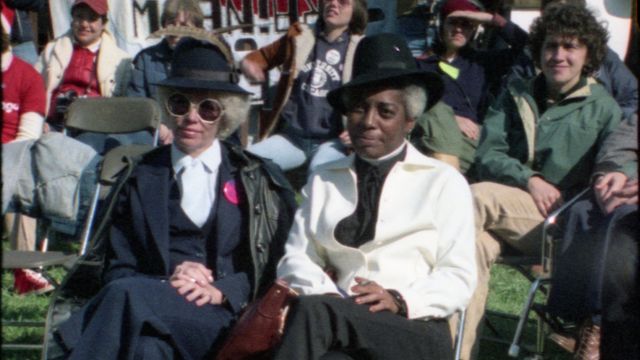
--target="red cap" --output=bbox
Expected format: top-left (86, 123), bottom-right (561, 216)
top-left (440, 0), bottom-right (480, 19)
top-left (72, 0), bottom-right (109, 16)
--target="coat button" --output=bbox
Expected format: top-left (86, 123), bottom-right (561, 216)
top-left (256, 243), bottom-right (265, 253)
top-left (254, 204), bottom-right (262, 214)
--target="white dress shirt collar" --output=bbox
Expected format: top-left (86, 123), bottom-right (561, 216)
top-left (171, 140), bottom-right (222, 176)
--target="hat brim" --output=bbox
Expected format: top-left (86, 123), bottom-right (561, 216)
top-left (328, 69), bottom-right (444, 114)
top-left (154, 78), bottom-right (252, 95)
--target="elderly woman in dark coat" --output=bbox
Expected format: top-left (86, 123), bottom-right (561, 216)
top-left (54, 37), bottom-right (295, 360)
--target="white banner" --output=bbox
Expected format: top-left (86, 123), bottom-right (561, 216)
top-left (50, 0), bottom-right (322, 59)
top-left (50, 0), bottom-right (324, 96)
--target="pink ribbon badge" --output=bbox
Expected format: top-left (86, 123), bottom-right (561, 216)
top-left (223, 180), bottom-right (240, 205)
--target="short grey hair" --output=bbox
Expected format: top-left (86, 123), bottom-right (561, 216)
top-left (402, 84), bottom-right (428, 118)
top-left (158, 87), bottom-right (250, 140)
top-left (341, 83), bottom-right (428, 119)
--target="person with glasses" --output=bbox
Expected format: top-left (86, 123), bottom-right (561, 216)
top-left (35, 0), bottom-right (131, 132)
top-left (127, 0), bottom-right (206, 146)
top-left (52, 37), bottom-right (296, 359)
top-left (416, 0), bottom-right (528, 175)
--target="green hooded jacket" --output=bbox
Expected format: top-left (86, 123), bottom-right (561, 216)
top-left (475, 75), bottom-right (622, 196)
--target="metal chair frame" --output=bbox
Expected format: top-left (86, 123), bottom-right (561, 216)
top-left (1, 251), bottom-right (77, 352)
top-left (454, 308), bottom-right (467, 360)
top-left (2, 98), bottom-right (160, 354)
top-left (508, 188), bottom-right (591, 358)
top-left (61, 97), bottom-right (161, 255)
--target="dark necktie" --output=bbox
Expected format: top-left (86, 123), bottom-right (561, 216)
top-left (334, 148), bottom-right (406, 247)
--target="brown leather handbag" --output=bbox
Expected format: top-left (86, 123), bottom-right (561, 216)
top-left (216, 279), bottom-right (297, 360)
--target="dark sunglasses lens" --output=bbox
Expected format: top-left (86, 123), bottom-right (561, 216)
top-left (167, 94), bottom-right (190, 116)
top-left (198, 100), bottom-right (222, 122)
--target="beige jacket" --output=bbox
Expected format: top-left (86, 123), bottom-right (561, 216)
top-left (277, 143), bottom-right (477, 319)
top-left (35, 30), bottom-right (132, 114)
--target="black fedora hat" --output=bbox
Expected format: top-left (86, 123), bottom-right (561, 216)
top-left (155, 37), bottom-right (250, 94)
top-left (328, 33), bottom-right (443, 113)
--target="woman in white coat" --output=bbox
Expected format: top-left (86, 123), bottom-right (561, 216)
top-left (274, 33), bottom-right (477, 360)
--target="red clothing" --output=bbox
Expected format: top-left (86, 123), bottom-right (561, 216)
top-left (2, 56), bottom-right (46, 143)
top-left (47, 46), bottom-right (101, 123)
top-left (1, 0), bottom-right (15, 35)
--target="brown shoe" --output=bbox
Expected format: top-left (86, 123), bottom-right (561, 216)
top-left (574, 322), bottom-right (601, 360)
top-left (549, 332), bottom-right (577, 353)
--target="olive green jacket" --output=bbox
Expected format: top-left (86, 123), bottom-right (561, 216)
top-left (475, 76), bottom-right (622, 195)
top-left (410, 101), bottom-right (462, 156)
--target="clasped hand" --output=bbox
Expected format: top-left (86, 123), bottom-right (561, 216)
top-left (350, 277), bottom-right (400, 314)
top-left (594, 173), bottom-right (638, 214)
top-left (170, 261), bottom-right (224, 306)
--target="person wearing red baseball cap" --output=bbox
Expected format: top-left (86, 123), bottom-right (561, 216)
top-left (416, 0), bottom-right (528, 178)
top-left (35, 0), bottom-right (131, 132)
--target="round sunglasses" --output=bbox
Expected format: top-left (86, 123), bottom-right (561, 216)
top-left (166, 93), bottom-right (225, 123)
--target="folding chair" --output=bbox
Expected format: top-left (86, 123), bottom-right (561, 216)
top-left (508, 188), bottom-right (591, 358)
top-left (60, 97), bottom-right (161, 255)
top-left (41, 146), bottom-right (150, 360)
top-left (77, 143), bottom-right (153, 256)
top-left (1, 251), bottom-right (77, 352)
top-left (63, 96), bottom-right (161, 152)
top-left (3, 98), bottom-right (160, 355)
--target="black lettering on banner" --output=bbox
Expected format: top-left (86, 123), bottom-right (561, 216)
top-left (225, 1), bottom-right (244, 28)
top-left (258, 0), bottom-right (268, 19)
top-left (301, 0), bottom-right (319, 24)
top-left (133, 0), bottom-right (160, 38)
top-left (197, 0), bottom-right (319, 34)
top-left (242, 0), bottom-right (253, 31)
top-left (204, 0), bottom-right (223, 29)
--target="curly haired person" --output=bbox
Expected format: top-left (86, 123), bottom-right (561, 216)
top-left (461, 4), bottom-right (623, 359)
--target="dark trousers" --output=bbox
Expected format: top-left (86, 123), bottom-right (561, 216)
top-left (600, 205), bottom-right (639, 360)
top-left (273, 295), bottom-right (453, 360)
top-left (549, 198), bottom-right (637, 321)
top-left (58, 277), bottom-right (234, 360)
top-left (548, 199), bottom-right (638, 359)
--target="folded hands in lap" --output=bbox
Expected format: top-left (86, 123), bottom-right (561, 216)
top-left (170, 261), bottom-right (224, 306)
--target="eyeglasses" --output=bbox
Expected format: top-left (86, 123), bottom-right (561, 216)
top-left (166, 93), bottom-right (225, 123)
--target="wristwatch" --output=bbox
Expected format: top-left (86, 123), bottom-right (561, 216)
top-left (387, 289), bottom-right (408, 318)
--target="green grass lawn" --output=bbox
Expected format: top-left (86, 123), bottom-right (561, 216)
top-left (2, 248), bottom-right (572, 359)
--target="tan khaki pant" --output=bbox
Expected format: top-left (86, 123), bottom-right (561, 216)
top-left (457, 182), bottom-right (545, 359)
top-left (4, 213), bottom-right (37, 251)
